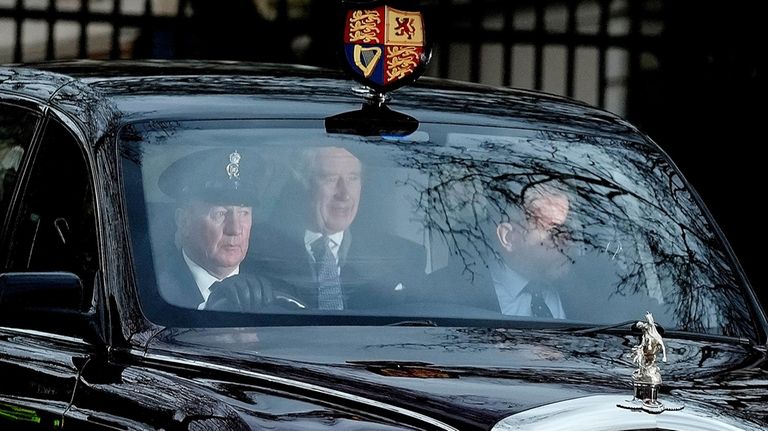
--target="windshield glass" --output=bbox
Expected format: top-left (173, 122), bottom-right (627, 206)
top-left (120, 119), bottom-right (757, 339)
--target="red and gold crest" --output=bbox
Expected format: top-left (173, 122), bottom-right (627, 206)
top-left (341, 2), bottom-right (431, 93)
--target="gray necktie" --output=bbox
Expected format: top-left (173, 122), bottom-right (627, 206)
top-left (311, 236), bottom-right (344, 310)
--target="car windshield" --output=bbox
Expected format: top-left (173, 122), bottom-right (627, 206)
top-left (120, 119), bottom-right (757, 339)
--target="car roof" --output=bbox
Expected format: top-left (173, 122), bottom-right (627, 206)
top-left (1, 60), bottom-right (642, 144)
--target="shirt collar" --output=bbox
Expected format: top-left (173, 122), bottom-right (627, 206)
top-left (182, 249), bottom-right (239, 302)
top-left (304, 230), bottom-right (344, 258)
top-left (489, 259), bottom-right (529, 298)
top-left (489, 259), bottom-right (566, 319)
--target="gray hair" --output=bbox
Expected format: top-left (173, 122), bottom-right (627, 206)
top-left (291, 146), bottom-right (363, 190)
top-left (292, 147), bottom-right (323, 190)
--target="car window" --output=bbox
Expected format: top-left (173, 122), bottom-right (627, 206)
top-left (0, 103), bottom-right (38, 224)
top-left (5, 119), bottom-right (98, 296)
top-left (120, 120), bottom-right (757, 340)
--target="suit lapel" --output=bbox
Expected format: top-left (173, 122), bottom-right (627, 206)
top-left (158, 252), bottom-right (204, 309)
top-left (337, 229), bottom-right (351, 268)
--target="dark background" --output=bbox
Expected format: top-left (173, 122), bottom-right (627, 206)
top-left (1, 0), bottom-right (764, 308)
top-left (659, 4), bottom-right (764, 309)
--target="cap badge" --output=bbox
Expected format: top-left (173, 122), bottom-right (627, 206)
top-left (226, 151), bottom-right (241, 179)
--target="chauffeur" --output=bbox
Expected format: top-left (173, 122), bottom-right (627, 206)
top-left (156, 148), bottom-right (270, 310)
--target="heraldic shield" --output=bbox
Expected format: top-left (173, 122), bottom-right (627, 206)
top-left (341, 1), bottom-right (432, 93)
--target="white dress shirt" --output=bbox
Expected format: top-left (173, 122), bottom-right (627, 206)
top-left (490, 260), bottom-right (565, 319)
top-left (304, 230), bottom-right (344, 264)
top-left (182, 249), bottom-right (239, 310)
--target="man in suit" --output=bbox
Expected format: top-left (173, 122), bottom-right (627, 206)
top-left (428, 183), bottom-right (573, 319)
top-left (155, 148), bottom-right (272, 310)
top-left (490, 184), bottom-right (571, 318)
top-left (484, 184), bottom-right (665, 321)
top-left (244, 146), bottom-right (425, 311)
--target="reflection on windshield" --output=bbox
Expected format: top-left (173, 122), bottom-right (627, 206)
top-left (119, 121), bottom-right (756, 339)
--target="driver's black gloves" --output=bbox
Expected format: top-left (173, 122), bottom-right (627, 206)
top-left (205, 273), bottom-right (274, 312)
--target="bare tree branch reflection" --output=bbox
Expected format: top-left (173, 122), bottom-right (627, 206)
top-left (389, 131), bottom-right (753, 338)
top-left (116, 119), bottom-right (756, 340)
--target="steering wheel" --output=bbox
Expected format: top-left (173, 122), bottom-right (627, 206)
top-left (205, 274), bottom-right (308, 312)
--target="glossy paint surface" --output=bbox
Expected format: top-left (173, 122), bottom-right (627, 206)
top-left (1, 61), bottom-right (766, 430)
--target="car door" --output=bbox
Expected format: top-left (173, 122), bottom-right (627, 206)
top-left (0, 112), bottom-right (101, 430)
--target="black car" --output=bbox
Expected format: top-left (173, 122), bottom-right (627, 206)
top-left (1, 59), bottom-right (766, 431)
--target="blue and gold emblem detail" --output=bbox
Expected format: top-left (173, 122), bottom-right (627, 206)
top-left (341, 2), bottom-right (431, 93)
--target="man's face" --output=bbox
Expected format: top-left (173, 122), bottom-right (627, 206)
top-left (310, 147), bottom-right (362, 234)
top-left (501, 192), bottom-right (572, 281)
top-left (178, 200), bottom-right (252, 278)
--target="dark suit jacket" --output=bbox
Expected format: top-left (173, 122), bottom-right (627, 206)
top-left (424, 260), bottom-right (502, 313)
top-left (423, 260), bottom-right (564, 317)
top-left (425, 252), bottom-right (666, 322)
top-left (246, 223), bottom-right (426, 310)
top-left (156, 250), bottom-right (205, 309)
top-left (155, 248), bottom-right (281, 312)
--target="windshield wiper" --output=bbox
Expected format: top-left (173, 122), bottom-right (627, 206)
top-left (559, 321), bottom-right (755, 346)
top-left (660, 330), bottom-right (755, 346)
top-left (387, 320), bottom-right (438, 327)
top-left (563, 319), bottom-right (664, 336)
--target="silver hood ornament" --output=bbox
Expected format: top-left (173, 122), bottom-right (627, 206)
top-left (617, 312), bottom-right (684, 414)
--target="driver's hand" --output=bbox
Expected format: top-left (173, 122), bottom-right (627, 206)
top-left (205, 273), bottom-right (274, 312)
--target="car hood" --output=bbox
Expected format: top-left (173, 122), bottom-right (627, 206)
top-left (143, 326), bottom-right (768, 429)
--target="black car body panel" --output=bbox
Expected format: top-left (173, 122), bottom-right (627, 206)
top-left (1, 60), bottom-right (766, 430)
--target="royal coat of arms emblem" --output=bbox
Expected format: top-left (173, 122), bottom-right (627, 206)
top-left (341, 1), bottom-right (432, 93)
